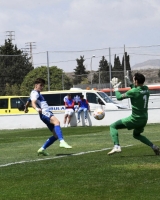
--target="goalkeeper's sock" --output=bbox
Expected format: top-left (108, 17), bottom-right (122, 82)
top-left (54, 125), bottom-right (64, 141)
top-left (42, 136), bottom-right (57, 149)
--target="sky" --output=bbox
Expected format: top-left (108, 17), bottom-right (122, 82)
top-left (0, 0), bottom-right (160, 72)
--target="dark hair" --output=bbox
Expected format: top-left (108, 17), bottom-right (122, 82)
top-left (67, 93), bottom-right (71, 96)
top-left (134, 73), bottom-right (145, 84)
top-left (80, 95), bottom-right (84, 98)
top-left (34, 78), bottom-right (45, 85)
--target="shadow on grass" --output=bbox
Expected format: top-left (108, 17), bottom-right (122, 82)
top-left (56, 153), bottom-right (73, 156)
top-left (120, 154), bottom-right (156, 158)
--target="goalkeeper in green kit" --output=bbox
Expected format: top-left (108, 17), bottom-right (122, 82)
top-left (108, 72), bottom-right (160, 155)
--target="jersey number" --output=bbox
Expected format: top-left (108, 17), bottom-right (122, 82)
top-left (143, 95), bottom-right (147, 108)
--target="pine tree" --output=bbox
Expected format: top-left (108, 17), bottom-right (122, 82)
top-left (73, 56), bottom-right (88, 84)
top-left (112, 54), bottom-right (123, 82)
top-left (92, 56), bottom-right (110, 84)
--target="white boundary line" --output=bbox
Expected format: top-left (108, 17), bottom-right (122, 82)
top-left (0, 145), bottom-right (133, 168)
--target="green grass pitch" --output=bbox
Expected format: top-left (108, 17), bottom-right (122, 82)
top-left (0, 124), bottom-right (160, 200)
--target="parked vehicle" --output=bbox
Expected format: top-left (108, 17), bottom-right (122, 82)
top-left (40, 88), bottom-right (128, 112)
top-left (0, 96), bottom-right (36, 115)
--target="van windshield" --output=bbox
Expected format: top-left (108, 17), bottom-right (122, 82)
top-left (97, 92), bottom-right (115, 103)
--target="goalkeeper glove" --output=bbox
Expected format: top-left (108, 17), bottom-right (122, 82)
top-left (110, 77), bottom-right (121, 91)
top-left (125, 71), bottom-right (132, 86)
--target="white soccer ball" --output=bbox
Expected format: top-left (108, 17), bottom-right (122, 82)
top-left (93, 108), bottom-right (105, 120)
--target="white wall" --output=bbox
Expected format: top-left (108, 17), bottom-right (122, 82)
top-left (0, 108), bottom-right (160, 130)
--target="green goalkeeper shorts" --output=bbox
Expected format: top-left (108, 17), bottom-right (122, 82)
top-left (121, 116), bottom-right (147, 131)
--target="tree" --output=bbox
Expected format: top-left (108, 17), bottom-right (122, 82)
top-left (0, 39), bottom-right (33, 95)
top-left (73, 56), bottom-right (88, 84)
top-left (92, 56), bottom-right (110, 84)
top-left (5, 83), bottom-right (21, 95)
top-left (20, 66), bottom-right (72, 95)
top-left (158, 70), bottom-right (160, 78)
top-left (112, 54), bottom-right (123, 83)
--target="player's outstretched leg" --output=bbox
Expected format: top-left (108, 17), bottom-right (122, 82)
top-left (152, 145), bottom-right (160, 155)
top-left (37, 148), bottom-right (50, 156)
top-left (59, 140), bottom-right (72, 149)
top-left (108, 145), bottom-right (121, 155)
top-left (54, 125), bottom-right (72, 149)
top-left (37, 136), bottom-right (57, 156)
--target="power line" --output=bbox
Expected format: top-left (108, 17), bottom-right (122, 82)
top-left (40, 44), bottom-right (160, 54)
top-left (129, 53), bottom-right (160, 56)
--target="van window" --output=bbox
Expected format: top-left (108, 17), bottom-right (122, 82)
top-left (86, 92), bottom-right (99, 104)
top-left (43, 94), bottom-right (61, 106)
top-left (11, 98), bottom-right (24, 109)
top-left (0, 99), bottom-right (8, 109)
top-left (97, 92), bottom-right (115, 103)
top-left (42, 93), bottom-right (82, 106)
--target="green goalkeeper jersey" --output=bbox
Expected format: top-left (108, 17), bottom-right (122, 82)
top-left (115, 84), bottom-right (150, 119)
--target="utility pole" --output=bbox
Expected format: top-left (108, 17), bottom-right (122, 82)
top-left (109, 47), bottom-right (112, 97)
top-left (6, 31), bottom-right (15, 42)
top-left (25, 42), bottom-right (36, 66)
top-left (124, 45), bottom-right (127, 87)
top-left (47, 51), bottom-right (50, 91)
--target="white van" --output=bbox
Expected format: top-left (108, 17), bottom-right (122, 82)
top-left (40, 88), bottom-right (127, 112)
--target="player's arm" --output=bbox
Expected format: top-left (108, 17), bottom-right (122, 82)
top-left (65, 101), bottom-right (68, 108)
top-left (65, 101), bottom-right (74, 109)
top-left (69, 101), bottom-right (75, 109)
top-left (115, 89), bottom-right (134, 101)
top-left (31, 99), bottom-right (42, 113)
top-left (110, 77), bottom-right (131, 101)
top-left (86, 100), bottom-right (91, 111)
top-left (115, 91), bottom-right (128, 100)
top-left (24, 98), bottom-right (31, 113)
top-left (70, 101), bottom-right (74, 108)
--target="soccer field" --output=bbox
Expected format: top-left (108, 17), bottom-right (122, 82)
top-left (0, 125), bottom-right (160, 200)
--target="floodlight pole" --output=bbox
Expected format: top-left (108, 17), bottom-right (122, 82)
top-left (90, 55), bottom-right (95, 87)
top-left (109, 47), bottom-right (112, 97)
top-left (47, 51), bottom-right (50, 91)
top-left (124, 45), bottom-right (127, 87)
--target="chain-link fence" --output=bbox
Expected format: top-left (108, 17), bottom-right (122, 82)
top-left (72, 69), bottom-right (160, 90)
top-left (1, 43), bottom-right (160, 95)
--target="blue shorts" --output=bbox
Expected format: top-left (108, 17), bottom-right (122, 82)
top-left (40, 111), bottom-right (54, 132)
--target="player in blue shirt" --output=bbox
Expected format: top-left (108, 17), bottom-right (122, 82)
top-left (25, 78), bottom-right (72, 156)
top-left (77, 95), bottom-right (90, 125)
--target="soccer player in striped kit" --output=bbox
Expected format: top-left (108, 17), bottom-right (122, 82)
top-left (26, 78), bottom-right (72, 156)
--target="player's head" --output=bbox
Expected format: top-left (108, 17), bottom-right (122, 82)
top-left (80, 95), bottom-right (84, 99)
top-left (133, 73), bottom-right (145, 86)
top-left (34, 78), bottom-right (45, 91)
top-left (67, 93), bottom-right (72, 99)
